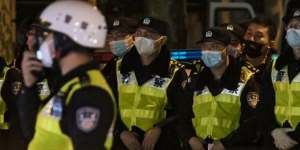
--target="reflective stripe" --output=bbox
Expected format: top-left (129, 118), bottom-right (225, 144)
top-left (200, 117), bottom-right (232, 128)
top-left (275, 106), bottom-right (300, 116)
top-left (121, 109), bottom-right (161, 119)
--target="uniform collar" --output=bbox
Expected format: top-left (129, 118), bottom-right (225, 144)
top-left (120, 46), bottom-right (170, 77)
top-left (56, 61), bottom-right (99, 89)
top-left (198, 57), bottom-right (241, 96)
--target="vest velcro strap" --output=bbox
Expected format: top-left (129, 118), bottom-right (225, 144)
top-left (121, 109), bottom-right (161, 119)
top-left (200, 117), bottom-right (232, 128)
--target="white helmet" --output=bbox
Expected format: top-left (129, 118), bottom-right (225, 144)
top-left (39, 0), bottom-right (107, 48)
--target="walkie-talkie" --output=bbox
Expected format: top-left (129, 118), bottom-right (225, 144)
top-left (30, 53), bottom-right (45, 82)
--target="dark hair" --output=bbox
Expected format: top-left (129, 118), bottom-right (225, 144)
top-left (248, 16), bottom-right (277, 40)
top-left (53, 32), bottom-right (94, 58)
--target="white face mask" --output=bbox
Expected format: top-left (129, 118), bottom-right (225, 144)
top-left (201, 50), bottom-right (223, 68)
top-left (134, 37), bottom-right (160, 56)
top-left (286, 29), bottom-right (300, 49)
top-left (37, 35), bottom-right (54, 68)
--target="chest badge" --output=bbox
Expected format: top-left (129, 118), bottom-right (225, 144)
top-left (121, 73), bottom-right (131, 84)
top-left (154, 77), bottom-right (165, 87)
top-left (276, 70), bottom-right (285, 81)
top-left (247, 92), bottom-right (260, 109)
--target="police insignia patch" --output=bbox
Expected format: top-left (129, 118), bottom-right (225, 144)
top-left (76, 107), bottom-right (100, 133)
top-left (205, 31), bottom-right (213, 38)
top-left (247, 92), bottom-right (259, 109)
top-left (11, 81), bottom-right (22, 95)
top-left (154, 77), bottom-right (165, 87)
top-left (143, 18), bottom-right (151, 25)
top-left (276, 70), bottom-right (285, 81)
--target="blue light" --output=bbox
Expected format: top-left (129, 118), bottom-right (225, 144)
top-left (170, 49), bottom-right (202, 60)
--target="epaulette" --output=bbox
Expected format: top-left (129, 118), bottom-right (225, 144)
top-left (244, 61), bottom-right (259, 74)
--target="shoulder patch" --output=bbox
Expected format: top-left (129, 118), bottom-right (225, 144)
top-left (11, 81), bottom-right (22, 95)
top-left (76, 107), bottom-right (100, 133)
top-left (247, 92), bottom-right (260, 109)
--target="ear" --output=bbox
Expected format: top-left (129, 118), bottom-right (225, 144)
top-left (269, 40), bottom-right (275, 49)
top-left (160, 36), bottom-right (168, 45)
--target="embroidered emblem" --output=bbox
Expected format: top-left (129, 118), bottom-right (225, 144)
top-left (76, 107), bottom-right (100, 133)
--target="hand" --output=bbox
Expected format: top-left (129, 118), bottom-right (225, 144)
top-left (188, 136), bottom-right (205, 150)
top-left (21, 51), bottom-right (43, 87)
top-left (271, 128), bottom-right (298, 150)
top-left (120, 131), bottom-right (142, 150)
top-left (142, 127), bottom-right (162, 150)
top-left (211, 141), bottom-right (225, 150)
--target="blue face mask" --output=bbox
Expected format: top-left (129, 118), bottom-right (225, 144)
top-left (286, 29), bottom-right (300, 49)
top-left (201, 50), bottom-right (223, 68)
top-left (109, 40), bottom-right (131, 57)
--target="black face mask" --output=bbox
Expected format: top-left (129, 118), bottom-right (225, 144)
top-left (244, 40), bottom-right (264, 58)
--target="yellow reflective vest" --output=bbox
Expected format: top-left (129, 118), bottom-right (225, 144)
top-left (29, 69), bottom-right (116, 150)
top-left (271, 61), bottom-right (300, 129)
top-left (192, 66), bottom-right (254, 140)
top-left (0, 66), bottom-right (10, 129)
top-left (116, 59), bottom-right (179, 132)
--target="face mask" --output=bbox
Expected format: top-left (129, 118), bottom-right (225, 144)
top-left (109, 37), bottom-right (133, 57)
top-left (244, 40), bottom-right (264, 58)
top-left (134, 37), bottom-right (162, 56)
top-left (201, 50), bottom-right (223, 68)
top-left (286, 29), bottom-right (300, 49)
top-left (37, 36), bottom-right (54, 68)
top-left (228, 46), bottom-right (240, 58)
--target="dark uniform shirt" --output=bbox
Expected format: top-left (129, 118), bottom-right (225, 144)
top-left (176, 57), bottom-right (272, 148)
top-left (17, 62), bottom-right (114, 150)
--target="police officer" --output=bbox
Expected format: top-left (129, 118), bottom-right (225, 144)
top-left (110, 17), bottom-right (185, 150)
top-left (261, 5), bottom-right (300, 150)
top-left (243, 16), bottom-right (276, 68)
top-left (18, 1), bottom-right (116, 150)
top-left (175, 27), bottom-right (268, 150)
top-left (220, 24), bottom-right (245, 59)
top-left (103, 17), bottom-right (137, 97)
